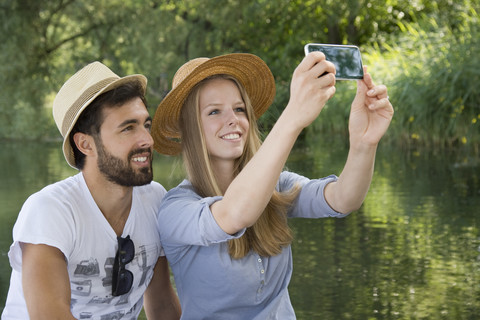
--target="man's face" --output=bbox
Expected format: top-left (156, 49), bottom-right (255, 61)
top-left (94, 97), bottom-right (154, 187)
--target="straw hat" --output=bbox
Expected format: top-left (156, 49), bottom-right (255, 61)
top-left (152, 53), bottom-right (275, 156)
top-left (52, 61), bottom-right (147, 168)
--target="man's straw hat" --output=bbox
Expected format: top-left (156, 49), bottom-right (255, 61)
top-left (152, 53), bottom-right (275, 156)
top-left (52, 61), bottom-right (147, 168)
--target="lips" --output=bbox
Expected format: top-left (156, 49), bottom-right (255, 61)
top-left (129, 148), bottom-right (151, 164)
top-left (221, 133), bottom-right (241, 140)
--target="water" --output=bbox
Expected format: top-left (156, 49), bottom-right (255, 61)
top-left (0, 138), bottom-right (479, 319)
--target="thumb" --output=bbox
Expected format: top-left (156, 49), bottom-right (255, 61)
top-left (352, 78), bottom-right (368, 108)
top-left (352, 67), bottom-right (372, 108)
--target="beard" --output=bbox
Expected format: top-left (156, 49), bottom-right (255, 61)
top-left (95, 136), bottom-right (153, 187)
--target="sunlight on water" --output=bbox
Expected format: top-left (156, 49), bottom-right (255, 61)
top-left (286, 137), bottom-right (480, 319)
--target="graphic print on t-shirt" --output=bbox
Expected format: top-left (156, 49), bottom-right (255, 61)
top-left (74, 258), bottom-right (100, 277)
top-left (70, 243), bottom-right (156, 311)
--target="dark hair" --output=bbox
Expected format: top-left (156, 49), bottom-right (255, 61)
top-left (69, 80), bottom-right (147, 170)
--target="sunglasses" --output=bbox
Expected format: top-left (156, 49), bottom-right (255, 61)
top-left (112, 235), bottom-right (135, 296)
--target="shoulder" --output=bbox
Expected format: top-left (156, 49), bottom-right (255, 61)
top-left (163, 179), bottom-right (201, 201)
top-left (132, 181), bottom-right (168, 216)
top-left (134, 180), bottom-right (167, 200)
top-left (16, 173), bottom-right (101, 234)
top-left (25, 174), bottom-right (84, 209)
top-left (11, 175), bottom-right (84, 263)
top-left (159, 179), bottom-right (219, 218)
top-left (138, 180), bottom-right (167, 194)
top-left (158, 180), bottom-right (224, 224)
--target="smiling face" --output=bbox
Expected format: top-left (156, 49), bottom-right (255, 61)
top-left (94, 97), bottom-right (154, 186)
top-left (198, 78), bottom-right (250, 169)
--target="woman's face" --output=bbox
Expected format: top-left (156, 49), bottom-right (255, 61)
top-left (198, 78), bottom-right (249, 167)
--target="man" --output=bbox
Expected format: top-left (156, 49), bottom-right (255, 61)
top-left (2, 62), bottom-right (181, 319)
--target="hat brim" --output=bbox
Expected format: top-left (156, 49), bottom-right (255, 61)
top-left (63, 74), bottom-right (147, 168)
top-left (152, 53), bottom-right (275, 156)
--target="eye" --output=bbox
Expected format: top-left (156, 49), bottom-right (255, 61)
top-left (208, 109), bottom-right (220, 116)
top-left (122, 126), bottom-right (134, 132)
top-left (144, 121), bottom-right (152, 132)
top-left (234, 106), bottom-right (246, 113)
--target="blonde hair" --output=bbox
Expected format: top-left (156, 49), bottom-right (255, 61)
top-left (179, 74), bottom-right (300, 259)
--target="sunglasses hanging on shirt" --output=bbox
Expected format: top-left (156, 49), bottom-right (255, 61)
top-left (112, 235), bottom-right (135, 296)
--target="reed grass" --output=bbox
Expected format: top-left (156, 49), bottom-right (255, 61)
top-left (308, 8), bottom-right (480, 153)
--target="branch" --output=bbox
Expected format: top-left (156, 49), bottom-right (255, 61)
top-left (45, 23), bottom-right (102, 54)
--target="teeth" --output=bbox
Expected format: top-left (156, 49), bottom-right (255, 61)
top-left (133, 156), bottom-right (147, 162)
top-left (222, 133), bottom-right (240, 140)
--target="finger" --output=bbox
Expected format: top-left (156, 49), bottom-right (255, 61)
top-left (316, 83), bottom-right (337, 102)
top-left (310, 60), bottom-right (336, 79)
top-left (368, 98), bottom-right (392, 111)
top-left (367, 84), bottom-right (388, 99)
top-left (297, 51), bottom-right (327, 73)
top-left (362, 66), bottom-right (375, 90)
top-left (316, 72), bottom-right (336, 88)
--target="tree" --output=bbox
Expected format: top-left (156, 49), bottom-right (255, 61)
top-left (0, 0), bottom-right (477, 142)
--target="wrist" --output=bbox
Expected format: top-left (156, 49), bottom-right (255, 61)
top-left (273, 108), bottom-right (304, 137)
top-left (348, 138), bottom-right (379, 155)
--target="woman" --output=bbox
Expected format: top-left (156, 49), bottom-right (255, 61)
top-left (152, 52), bottom-right (393, 319)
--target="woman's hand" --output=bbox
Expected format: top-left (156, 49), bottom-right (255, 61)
top-left (283, 52), bottom-right (337, 132)
top-left (349, 67), bottom-right (394, 148)
top-left (324, 67), bottom-right (394, 214)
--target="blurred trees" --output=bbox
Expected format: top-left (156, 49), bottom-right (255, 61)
top-left (0, 0), bottom-right (478, 146)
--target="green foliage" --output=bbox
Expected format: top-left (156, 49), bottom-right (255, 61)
top-left (0, 0), bottom-right (479, 153)
top-left (308, 2), bottom-right (480, 152)
top-left (365, 5), bottom-right (480, 150)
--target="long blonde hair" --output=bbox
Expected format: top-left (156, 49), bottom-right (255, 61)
top-left (179, 74), bottom-right (300, 259)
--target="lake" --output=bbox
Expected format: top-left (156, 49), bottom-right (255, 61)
top-left (0, 137), bottom-right (479, 319)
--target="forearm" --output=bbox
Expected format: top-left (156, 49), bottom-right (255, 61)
top-left (214, 112), bottom-right (302, 233)
top-left (326, 68), bottom-right (393, 213)
top-left (144, 286), bottom-right (181, 320)
top-left (144, 293), bottom-right (181, 320)
top-left (143, 257), bottom-right (181, 320)
top-left (324, 142), bottom-right (377, 213)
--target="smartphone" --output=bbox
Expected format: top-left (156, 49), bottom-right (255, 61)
top-left (304, 43), bottom-right (364, 80)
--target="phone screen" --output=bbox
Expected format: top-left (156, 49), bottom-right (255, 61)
top-left (304, 44), bottom-right (364, 80)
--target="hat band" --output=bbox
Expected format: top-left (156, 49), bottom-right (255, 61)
top-left (61, 77), bottom-right (118, 136)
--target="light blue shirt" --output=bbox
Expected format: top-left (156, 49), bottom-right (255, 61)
top-left (157, 171), bottom-right (347, 319)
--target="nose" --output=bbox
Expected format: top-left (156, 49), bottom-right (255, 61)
top-left (226, 109), bottom-right (239, 126)
top-left (139, 126), bottom-right (154, 148)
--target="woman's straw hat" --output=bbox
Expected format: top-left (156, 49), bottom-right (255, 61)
top-left (52, 61), bottom-right (147, 168)
top-left (152, 53), bottom-right (275, 156)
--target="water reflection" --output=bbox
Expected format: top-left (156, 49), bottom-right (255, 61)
top-left (0, 139), bottom-right (479, 319)
top-left (287, 134), bottom-right (480, 319)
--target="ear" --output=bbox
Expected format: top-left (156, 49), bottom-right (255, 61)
top-left (72, 132), bottom-right (96, 157)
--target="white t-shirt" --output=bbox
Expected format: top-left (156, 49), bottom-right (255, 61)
top-left (2, 173), bottom-right (166, 320)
